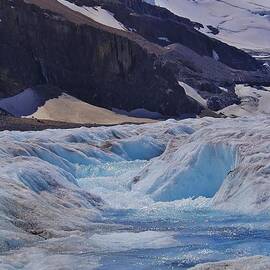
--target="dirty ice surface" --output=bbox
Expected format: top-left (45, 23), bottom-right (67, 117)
top-left (0, 117), bottom-right (270, 269)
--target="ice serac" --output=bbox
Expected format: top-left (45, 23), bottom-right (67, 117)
top-left (0, 116), bottom-right (268, 214)
top-left (131, 117), bottom-right (270, 213)
top-left (133, 142), bottom-right (236, 202)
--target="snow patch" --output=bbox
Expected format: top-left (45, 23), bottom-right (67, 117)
top-left (0, 89), bottom-right (44, 117)
top-left (179, 81), bottom-right (207, 107)
top-left (220, 84), bottom-right (270, 117)
top-left (158, 36), bottom-right (171, 43)
top-left (57, 0), bottom-right (127, 31)
top-left (29, 93), bottom-right (153, 124)
top-left (144, 0), bottom-right (270, 51)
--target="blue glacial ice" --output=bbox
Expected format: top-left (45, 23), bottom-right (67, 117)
top-left (0, 117), bottom-right (270, 269)
top-left (133, 142), bottom-right (236, 202)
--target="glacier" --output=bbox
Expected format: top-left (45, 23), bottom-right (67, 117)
top-left (190, 256), bottom-right (270, 270)
top-left (0, 117), bottom-right (270, 269)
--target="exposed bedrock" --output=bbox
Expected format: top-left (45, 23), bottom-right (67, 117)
top-left (1, 0), bottom-right (268, 116)
top-left (0, 0), bottom-right (201, 116)
top-left (101, 0), bottom-right (260, 71)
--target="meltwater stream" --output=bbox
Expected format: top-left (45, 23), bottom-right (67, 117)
top-left (0, 117), bottom-right (270, 269)
top-left (77, 160), bottom-right (270, 270)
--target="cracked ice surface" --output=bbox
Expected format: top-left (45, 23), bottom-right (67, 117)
top-left (0, 117), bottom-right (270, 269)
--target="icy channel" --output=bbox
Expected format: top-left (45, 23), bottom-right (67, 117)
top-left (0, 117), bottom-right (270, 269)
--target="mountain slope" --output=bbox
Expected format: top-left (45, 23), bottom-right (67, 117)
top-left (0, 0), bottom-right (269, 118)
top-left (144, 0), bottom-right (270, 53)
top-left (1, 116), bottom-right (270, 268)
top-left (0, 0), bottom-right (202, 117)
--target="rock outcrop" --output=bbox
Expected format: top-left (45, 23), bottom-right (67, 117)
top-left (0, 0), bottom-right (269, 116)
top-left (0, 0), bottom-right (201, 116)
top-left (101, 0), bottom-right (260, 71)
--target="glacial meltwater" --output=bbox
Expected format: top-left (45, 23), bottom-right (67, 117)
top-left (0, 117), bottom-right (270, 269)
top-left (77, 160), bottom-right (270, 270)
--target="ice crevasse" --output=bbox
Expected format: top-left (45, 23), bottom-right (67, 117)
top-left (0, 116), bottom-right (270, 269)
top-left (0, 116), bottom-right (269, 213)
top-left (131, 117), bottom-right (270, 213)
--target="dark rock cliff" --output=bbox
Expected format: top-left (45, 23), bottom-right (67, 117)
top-left (1, 0), bottom-right (268, 116)
top-left (90, 0), bottom-right (260, 71)
top-left (0, 0), bottom-right (201, 116)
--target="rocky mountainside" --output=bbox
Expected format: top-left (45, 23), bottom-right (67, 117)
top-left (0, 0), bottom-right (269, 117)
top-left (144, 0), bottom-right (270, 53)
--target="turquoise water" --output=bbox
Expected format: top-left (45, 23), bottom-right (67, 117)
top-left (77, 160), bottom-right (270, 269)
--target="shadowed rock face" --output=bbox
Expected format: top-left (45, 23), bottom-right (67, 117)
top-left (0, 0), bottom-right (266, 116)
top-left (0, 0), bottom-right (203, 116)
top-left (97, 0), bottom-right (259, 71)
